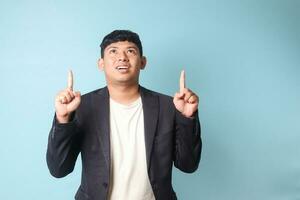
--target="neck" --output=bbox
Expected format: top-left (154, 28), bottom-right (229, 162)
top-left (107, 83), bottom-right (140, 105)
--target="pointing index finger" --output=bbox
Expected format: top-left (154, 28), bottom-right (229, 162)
top-left (180, 70), bottom-right (185, 93)
top-left (68, 69), bottom-right (73, 91)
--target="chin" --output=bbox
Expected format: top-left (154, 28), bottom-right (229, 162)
top-left (116, 78), bottom-right (138, 85)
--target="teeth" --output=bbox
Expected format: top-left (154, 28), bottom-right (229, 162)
top-left (117, 66), bottom-right (128, 70)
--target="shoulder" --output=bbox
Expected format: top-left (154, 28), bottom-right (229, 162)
top-left (77, 87), bottom-right (108, 110)
top-left (81, 87), bottom-right (107, 98)
top-left (74, 87), bottom-right (108, 121)
top-left (140, 85), bottom-right (171, 97)
top-left (140, 86), bottom-right (173, 105)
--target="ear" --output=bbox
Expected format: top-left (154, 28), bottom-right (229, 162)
top-left (98, 58), bottom-right (104, 70)
top-left (140, 56), bottom-right (147, 70)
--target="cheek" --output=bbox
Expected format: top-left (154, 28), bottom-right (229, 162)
top-left (130, 58), bottom-right (142, 67)
top-left (103, 60), bottom-right (115, 69)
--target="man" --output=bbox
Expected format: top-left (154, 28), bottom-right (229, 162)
top-left (47, 30), bottom-right (201, 200)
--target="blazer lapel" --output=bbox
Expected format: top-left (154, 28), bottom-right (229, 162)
top-left (92, 87), bottom-right (110, 170)
top-left (140, 86), bottom-right (159, 171)
top-left (91, 86), bottom-right (159, 172)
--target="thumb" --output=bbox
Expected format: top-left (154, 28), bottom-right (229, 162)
top-left (68, 91), bottom-right (81, 111)
top-left (174, 92), bottom-right (184, 100)
top-left (74, 91), bottom-right (81, 98)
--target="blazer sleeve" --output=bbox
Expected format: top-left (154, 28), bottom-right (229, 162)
top-left (173, 110), bottom-right (202, 173)
top-left (46, 113), bottom-right (82, 178)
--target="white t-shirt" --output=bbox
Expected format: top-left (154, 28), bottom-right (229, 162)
top-left (108, 96), bottom-right (155, 200)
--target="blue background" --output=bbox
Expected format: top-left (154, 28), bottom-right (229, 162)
top-left (0, 0), bottom-right (299, 199)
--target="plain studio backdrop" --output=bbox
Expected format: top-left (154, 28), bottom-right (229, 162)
top-left (0, 0), bottom-right (299, 199)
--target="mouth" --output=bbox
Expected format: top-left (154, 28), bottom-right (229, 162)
top-left (116, 66), bottom-right (129, 70)
top-left (115, 65), bottom-right (130, 73)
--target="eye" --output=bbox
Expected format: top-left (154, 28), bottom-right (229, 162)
top-left (127, 48), bottom-right (137, 55)
top-left (109, 49), bottom-right (117, 54)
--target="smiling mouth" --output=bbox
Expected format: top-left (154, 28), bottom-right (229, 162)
top-left (116, 66), bottom-right (129, 70)
top-left (115, 65), bottom-right (131, 72)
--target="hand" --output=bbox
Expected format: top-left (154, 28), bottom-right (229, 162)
top-left (55, 70), bottom-right (81, 123)
top-left (173, 70), bottom-right (199, 118)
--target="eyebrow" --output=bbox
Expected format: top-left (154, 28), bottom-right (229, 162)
top-left (106, 46), bottom-right (117, 50)
top-left (106, 46), bottom-right (138, 50)
top-left (126, 46), bottom-right (138, 49)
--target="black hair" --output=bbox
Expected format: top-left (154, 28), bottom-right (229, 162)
top-left (100, 30), bottom-right (143, 58)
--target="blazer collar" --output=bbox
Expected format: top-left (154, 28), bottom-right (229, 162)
top-left (92, 87), bottom-right (110, 170)
top-left (93, 86), bottom-right (159, 172)
top-left (140, 86), bottom-right (159, 171)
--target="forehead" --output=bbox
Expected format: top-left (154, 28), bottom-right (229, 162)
top-left (105, 41), bottom-right (138, 49)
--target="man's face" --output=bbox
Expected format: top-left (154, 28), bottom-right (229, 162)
top-left (98, 41), bottom-right (146, 86)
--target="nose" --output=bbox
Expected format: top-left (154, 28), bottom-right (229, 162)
top-left (118, 51), bottom-right (129, 62)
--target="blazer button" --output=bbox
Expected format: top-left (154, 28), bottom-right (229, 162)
top-left (102, 182), bottom-right (108, 188)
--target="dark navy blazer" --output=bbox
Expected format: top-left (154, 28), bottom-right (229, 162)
top-left (46, 86), bottom-right (202, 200)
